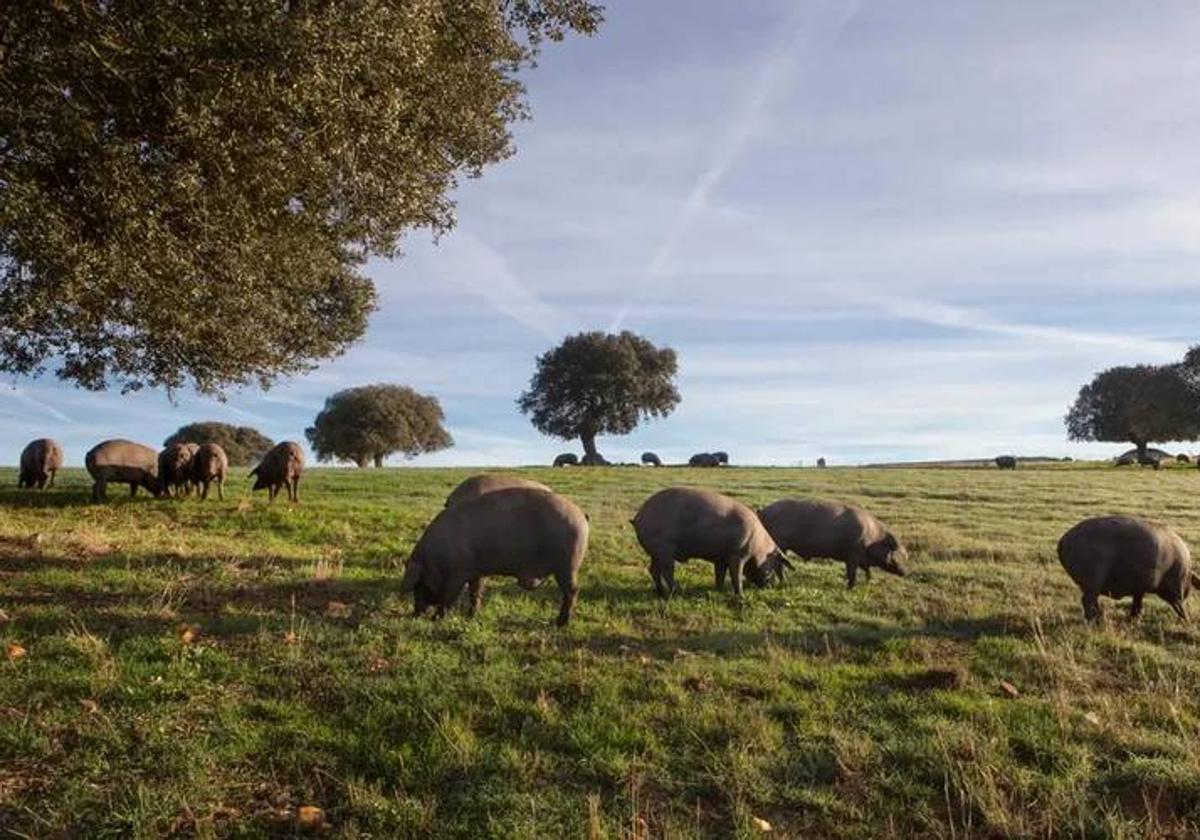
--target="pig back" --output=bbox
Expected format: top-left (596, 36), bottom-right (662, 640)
top-left (760, 500), bottom-right (865, 559)
top-left (87, 439), bottom-right (158, 481)
top-left (427, 487), bottom-right (588, 579)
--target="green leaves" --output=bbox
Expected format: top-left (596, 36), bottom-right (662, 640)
top-left (305, 384), bottom-right (453, 466)
top-left (1066, 361), bottom-right (1200, 450)
top-left (518, 331), bottom-right (681, 448)
top-left (0, 1), bottom-right (602, 393)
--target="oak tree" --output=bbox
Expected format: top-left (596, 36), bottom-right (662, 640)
top-left (518, 331), bottom-right (680, 461)
top-left (0, 1), bottom-right (602, 393)
top-left (164, 422), bottom-right (274, 466)
top-left (1065, 363), bottom-right (1200, 458)
top-left (306, 384), bottom-right (452, 467)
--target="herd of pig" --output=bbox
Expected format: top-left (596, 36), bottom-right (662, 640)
top-left (17, 437), bottom-right (304, 502)
top-left (405, 474), bottom-right (1198, 628)
top-left (14, 439), bottom-right (1200, 628)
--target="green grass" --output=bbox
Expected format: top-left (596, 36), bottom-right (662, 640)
top-left (2, 464), bottom-right (1200, 838)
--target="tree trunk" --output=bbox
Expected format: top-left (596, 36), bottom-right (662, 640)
top-left (373, 454), bottom-right (384, 468)
top-left (580, 432), bottom-right (598, 462)
top-left (355, 456), bottom-right (368, 468)
top-left (1134, 440), bottom-right (1148, 460)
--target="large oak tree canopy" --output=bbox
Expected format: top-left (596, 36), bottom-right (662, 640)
top-left (164, 421), bottom-right (274, 466)
top-left (0, 1), bottom-right (602, 394)
top-left (1065, 362), bottom-right (1200, 458)
top-left (518, 331), bottom-right (680, 459)
top-left (305, 384), bottom-right (453, 467)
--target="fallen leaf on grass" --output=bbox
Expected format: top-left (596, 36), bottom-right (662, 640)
top-left (998, 680), bottom-right (1020, 699)
top-left (297, 805), bottom-right (326, 828)
top-left (325, 601), bottom-right (351, 618)
top-left (80, 699), bottom-right (99, 714)
top-left (283, 631), bottom-right (300, 646)
top-left (6, 643), bottom-right (27, 662)
top-left (1082, 711), bottom-right (1102, 727)
top-left (235, 498), bottom-right (253, 513)
top-left (752, 816), bottom-right (773, 832)
top-left (0, 609), bottom-right (10, 624)
top-left (178, 624), bottom-right (201, 645)
top-left (366, 657), bottom-right (390, 673)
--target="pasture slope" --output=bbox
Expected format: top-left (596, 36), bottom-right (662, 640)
top-left (1, 465), bottom-right (1199, 838)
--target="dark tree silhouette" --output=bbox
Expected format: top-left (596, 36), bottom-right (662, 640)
top-left (1065, 363), bottom-right (1200, 459)
top-left (0, 2), bottom-right (601, 393)
top-left (518, 331), bottom-right (680, 461)
top-left (306, 384), bottom-right (452, 468)
top-left (164, 422), bottom-right (274, 467)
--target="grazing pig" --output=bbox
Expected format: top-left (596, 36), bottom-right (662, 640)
top-left (631, 487), bottom-right (790, 598)
top-left (250, 441), bottom-right (305, 502)
top-left (1057, 516), bottom-right (1198, 621)
top-left (758, 499), bottom-right (908, 589)
top-left (641, 451), bottom-right (662, 467)
top-left (400, 487), bottom-right (589, 626)
top-left (688, 452), bottom-right (719, 467)
top-left (711, 451), bottom-right (729, 465)
top-left (445, 474), bottom-right (551, 508)
top-left (85, 439), bottom-right (162, 500)
top-left (18, 438), bottom-right (64, 490)
top-left (191, 443), bottom-right (229, 501)
top-left (553, 453), bottom-right (578, 467)
top-left (158, 443), bottom-right (198, 497)
top-left (995, 455), bottom-right (1017, 470)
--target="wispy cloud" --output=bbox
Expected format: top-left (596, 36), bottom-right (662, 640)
top-left (857, 292), bottom-right (1181, 360)
top-left (0, 386), bottom-right (73, 423)
top-left (645, 1), bottom-right (862, 279)
top-left (610, 0), bottom-right (862, 330)
top-left (430, 229), bottom-right (574, 341)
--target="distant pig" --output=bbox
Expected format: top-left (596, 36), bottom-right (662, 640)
top-left (250, 441), bottom-right (305, 502)
top-left (631, 487), bottom-right (790, 598)
top-left (86, 439), bottom-right (162, 500)
top-left (758, 499), bottom-right (908, 589)
top-left (1058, 516), bottom-right (1199, 621)
top-left (191, 443), bottom-right (229, 501)
top-left (18, 438), bottom-right (64, 490)
top-left (444, 474), bottom-right (551, 509)
top-left (158, 443), bottom-right (198, 497)
top-left (400, 487), bottom-right (589, 626)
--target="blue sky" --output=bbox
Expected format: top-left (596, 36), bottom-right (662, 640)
top-left (6, 0), bottom-right (1200, 466)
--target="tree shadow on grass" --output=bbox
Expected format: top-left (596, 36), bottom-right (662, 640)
top-left (1, 556), bottom-right (399, 641)
top-left (0, 487), bottom-right (136, 509)
top-left (566, 614), bottom-right (1025, 662)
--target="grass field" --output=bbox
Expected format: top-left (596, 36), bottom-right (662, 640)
top-left (2, 464), bottom-right (1200, 838)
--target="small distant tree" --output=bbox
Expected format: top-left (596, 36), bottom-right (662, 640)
top-left (305, 384), bottom-right (453, 467)
top-left (518, 331), bottom-right (680, 461)
top-left (1065, 363), bottom-right (1200, 459)
top-left (164, 422), bottom-right (275, 466)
